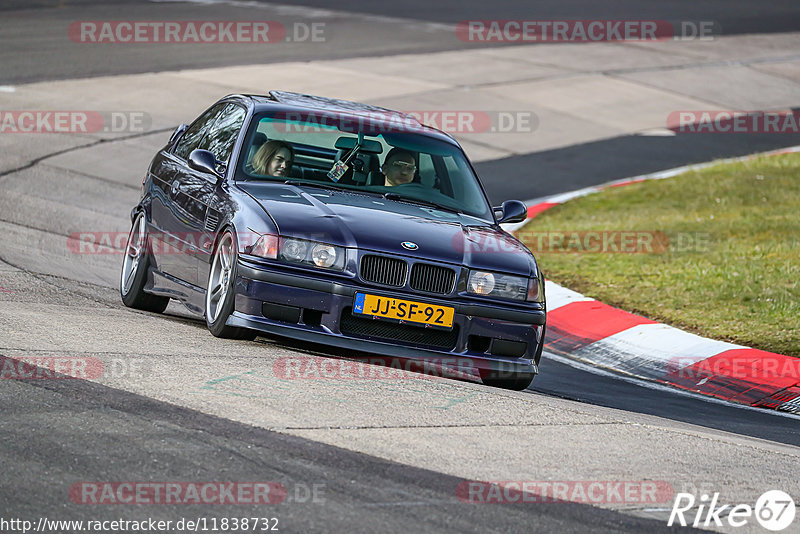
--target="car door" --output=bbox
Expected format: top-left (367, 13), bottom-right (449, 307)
top-left (175, 103), bottom-right (247, 287)
top-left (150, 103), bottom-right (226, 284)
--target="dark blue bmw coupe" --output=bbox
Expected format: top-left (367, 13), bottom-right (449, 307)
top-left (121, 91), bottom-right (546, 389)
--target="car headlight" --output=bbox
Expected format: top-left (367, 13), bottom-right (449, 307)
top-left (311, 244), bottom-right (337, 268)
top-left (467, 270), bottom-right (530, 301)
top-left (280, 237), bottom-right (345, 271)
top-left (282, 238), bottom-right (308, 262)
top-left (468, 271), bottom-right (495, 295)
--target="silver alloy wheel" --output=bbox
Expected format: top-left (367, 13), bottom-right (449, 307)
top-left (120, 214), bottom-right (146, 295)
top-left (206, 232), bottom-right (234, 324)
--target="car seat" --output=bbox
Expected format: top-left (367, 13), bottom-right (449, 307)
top-left (245, 132), bottom-right (268, 172)
top-left (369, 151), bottom-right (421, 186)
top-left (334, 149), bottom-right (381, 186)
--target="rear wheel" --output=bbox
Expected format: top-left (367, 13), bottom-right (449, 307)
top-left (120, 212), bottom-right (169, 313)
top-left (205, 230), bottom-right (256, 340)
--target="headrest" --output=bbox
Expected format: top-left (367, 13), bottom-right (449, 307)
top-left (253, 132), bottom-right (268, 147)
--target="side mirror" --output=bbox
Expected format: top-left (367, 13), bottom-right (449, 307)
top-left (188, 149), bottom-right (224, 180)
top-left (169, 124), bottom-right (187, 145)
top-left (494, 200), bottom-right (527, 224)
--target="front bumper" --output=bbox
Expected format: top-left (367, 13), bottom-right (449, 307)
top-left (230, 258), bottom-right (546, 378)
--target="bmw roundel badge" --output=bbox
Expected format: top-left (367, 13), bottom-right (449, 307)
top-left (401, 241), bottom-right (419, 251)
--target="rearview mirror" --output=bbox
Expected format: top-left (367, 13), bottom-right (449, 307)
top-left (494, 200), bottom-right (527, 224)
top-left (188, 149), bottom-right (223, 180)
top-left (334, 136), bottom-right (383, 154)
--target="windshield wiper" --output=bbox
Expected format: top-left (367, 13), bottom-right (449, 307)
top-left (285, 179), bottom-right (384, 198)
top-left (284, 179), bottom-right (345, 192)
top-left (383, 192), bottom-right (462, 214)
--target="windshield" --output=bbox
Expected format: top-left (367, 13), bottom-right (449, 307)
top-left (234, 111), bottom-right (494, 220)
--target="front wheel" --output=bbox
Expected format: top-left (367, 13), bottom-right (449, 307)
top-left (120, 212), bottom-right (169, 313)
top-left (534, 324), bottom-right (546, 366)
top-left (205, 230), bottom-right (256, 340)
top-left (481, 369), bottom-right (535, 391)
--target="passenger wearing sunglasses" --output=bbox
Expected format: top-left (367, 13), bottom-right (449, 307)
top-left (381, 147), bottom-right (417, 186)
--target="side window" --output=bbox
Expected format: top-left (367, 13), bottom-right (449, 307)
top-left (174, 103), bottom-right (226, 161)
top-left (418, 153), bottom-right (436, 188)
top-left (201, 104), bottom-right (247, 163)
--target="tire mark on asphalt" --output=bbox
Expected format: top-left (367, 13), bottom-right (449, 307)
top-left (0, 127), bottom-right (173, 180)
top-left (0, 254), bottom-right (121, 307)
top-left (39, 162), bottom-right (142, 191)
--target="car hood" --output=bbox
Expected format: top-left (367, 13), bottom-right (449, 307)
top-left (238, 183), bottom-right (537, 276)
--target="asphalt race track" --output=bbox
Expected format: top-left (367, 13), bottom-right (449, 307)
top-left (1, 1), bottom-right (799, 533)
top-left (475, 128), bottom-right (800, 205)
top-left (5, 0), bottom-right (800, 83)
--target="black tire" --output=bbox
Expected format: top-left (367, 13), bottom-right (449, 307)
top-left (482, 371), bottom-right (535, 391)
top-left (120, 212), bottom-right (169, 313)
top-left (534, 323), bottom-right (546, 365)
top-left (205, 229), bottom-right (257, 340)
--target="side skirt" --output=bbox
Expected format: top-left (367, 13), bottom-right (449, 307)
top-left (145, 268), bottom-right (205, 316)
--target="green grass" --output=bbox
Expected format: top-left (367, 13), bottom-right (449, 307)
top-left (518, 152), bottom-right (800, 357)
